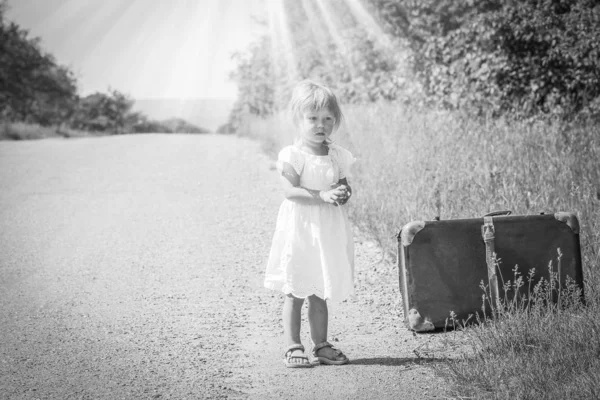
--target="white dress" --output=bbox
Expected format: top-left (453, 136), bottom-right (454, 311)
top-left (264, 143), bottom-right (356, 302)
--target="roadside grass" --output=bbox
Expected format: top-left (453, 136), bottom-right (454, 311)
top-left (1, 122), bottom-right (93, 140)
top-left (237, 103), bottom-right (600, 399)
top-left (439, 260), bottom-right (600, 399)
top-left (0, 121), bottom-right (211, 141)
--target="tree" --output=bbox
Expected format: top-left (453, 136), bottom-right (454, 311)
top-left (228, 0), bottom-right (599, 121)
top-left (365, 0), bottom-right (600, 117)
top-left (72, 89), bottom-right (134, 134)
top-left (0, 4), bottom-right (78, 125)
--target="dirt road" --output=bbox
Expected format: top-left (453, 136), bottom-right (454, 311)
top-left (0, 134), bottom-right (452, 399)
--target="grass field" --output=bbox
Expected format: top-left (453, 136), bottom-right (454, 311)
top-left (238, 103), bottom-right (600, 399)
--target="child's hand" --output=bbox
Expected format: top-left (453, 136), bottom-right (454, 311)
top-left (334, 184), bottom-right (352, 205)
top-left (320, 185), bottom-right (347, 206)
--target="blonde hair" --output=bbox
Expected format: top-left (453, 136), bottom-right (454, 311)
top-left (289, 80), bottom-right (343, 131)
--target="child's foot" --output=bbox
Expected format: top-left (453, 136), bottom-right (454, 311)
top-left (312, 341), bottom-right (349, 365)
top-left (283, 344), bottom-right (313, 368)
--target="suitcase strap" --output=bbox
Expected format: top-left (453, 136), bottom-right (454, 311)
top-left (482, 216), bottom-right (500, 308)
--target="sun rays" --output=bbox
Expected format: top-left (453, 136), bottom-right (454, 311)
top-left (267, 0), bottom-right (299, 80)
top-left (344, 0), bottom-right (393, 49)
top-left (9, 0), bottom-right (261, 100)
top-left (264, 0), bottom-right (398, 84)
top-left (9, 0), bottom-right (398, 100)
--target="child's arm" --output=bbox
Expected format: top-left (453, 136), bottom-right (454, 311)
top-left (279, 162), bottom-right (345, 206)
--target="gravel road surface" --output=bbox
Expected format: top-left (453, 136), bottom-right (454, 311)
top-left (0, 134), bottom-right (455, 399)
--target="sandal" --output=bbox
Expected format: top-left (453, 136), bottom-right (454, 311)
top-left (311, 341), bottom-right (349, 365)
top-left (283, 344), bottom-right (313, 368)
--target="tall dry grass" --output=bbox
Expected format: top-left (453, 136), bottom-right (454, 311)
top-left (238, 103), bottom-right (600, 398)
top-left (240, 104), bottom-right (599, 291)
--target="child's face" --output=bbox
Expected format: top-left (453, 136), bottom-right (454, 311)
top-left (298, 108), bottom-right (336, 145)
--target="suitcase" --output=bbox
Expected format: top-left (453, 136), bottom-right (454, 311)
top-left (397, 211), bottom-right (583, 332)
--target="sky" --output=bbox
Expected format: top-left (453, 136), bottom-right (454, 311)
top-left (6, 0), bottom-right (266, 100)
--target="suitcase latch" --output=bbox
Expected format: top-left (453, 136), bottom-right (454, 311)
top-left (482, 216), bottom-right (500, 308)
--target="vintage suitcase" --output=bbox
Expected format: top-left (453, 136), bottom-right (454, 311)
top-left (397, 211), bottom-right (583, 331)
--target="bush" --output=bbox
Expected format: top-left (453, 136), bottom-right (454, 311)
top-left (0, 3), bottom-right (155, 135)
top-left (228, 0), bottom-right (600, 123)
top-left (369, 0), bottom-right (600, 117)
top-left (0, 2), bottom-right (78, 125)
top-left (0, 122), bottom-right (89, 140)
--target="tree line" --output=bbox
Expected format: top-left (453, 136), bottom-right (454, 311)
top-left (224, 0), bottom-right (599, 131)
top-left (0, 1), bottom-right (208, 135)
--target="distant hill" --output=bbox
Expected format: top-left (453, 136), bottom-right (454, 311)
top-left (132, 98), bottom-right (236, 132)
top-left (130, 117), bottom-right (210, 134)
top-left (160, 118), bottom-right (210, 134)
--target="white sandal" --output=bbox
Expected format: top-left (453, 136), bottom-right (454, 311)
top-left (283, 344), bottom-right (313, 368)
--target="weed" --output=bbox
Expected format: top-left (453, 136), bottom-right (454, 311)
top-left (439, 263), bottom-right (598, 399)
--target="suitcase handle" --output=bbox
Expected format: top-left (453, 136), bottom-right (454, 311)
top-left (483, 210), bottom-right (512, 217)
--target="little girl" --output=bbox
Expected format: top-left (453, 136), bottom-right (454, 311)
top-left (264, 80), bottom-right (356, 368)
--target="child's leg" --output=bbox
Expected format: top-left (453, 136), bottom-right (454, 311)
top-left (282, 294), bottom-right (308, 365)
top-left (306, 294), bottom-right (328, 344)
top-left (307, 295), bottom-right (348, 363)
top-left (283, 293), bottom-right (304, 345)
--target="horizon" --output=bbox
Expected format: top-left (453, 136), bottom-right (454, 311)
top-left (131, 97), bottom-right (237, 131)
